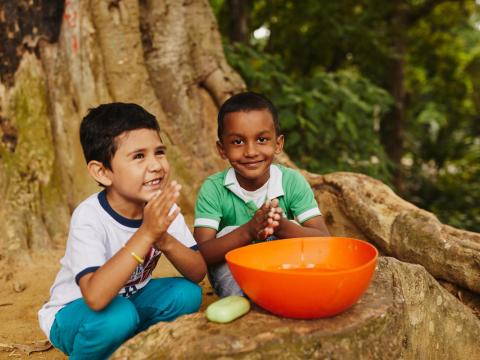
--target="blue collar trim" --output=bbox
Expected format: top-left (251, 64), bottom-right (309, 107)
top-left (98, 190), bottom-right (143, 228)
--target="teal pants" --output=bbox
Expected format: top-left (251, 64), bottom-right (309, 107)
top-left (50, 277), bottom-right (201, 360)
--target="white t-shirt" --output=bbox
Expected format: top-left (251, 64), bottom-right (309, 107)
top-left (240, 180), bottom-right (269, 208)
top-left (38, 191), bottom-right (196, 340)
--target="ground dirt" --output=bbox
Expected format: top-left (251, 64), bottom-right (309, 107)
top-left (0, 250), bottom-right (217, 359)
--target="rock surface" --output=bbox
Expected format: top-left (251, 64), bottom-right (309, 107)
top-left (112, 257), bottom-right (480, 359)
top-left (309, 172), bottom-right (480, 295)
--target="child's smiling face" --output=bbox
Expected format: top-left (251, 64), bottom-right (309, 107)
top-left (104, 128), bottom-right (169, 218)
top-left (217, 109), bottom-right (284, 191)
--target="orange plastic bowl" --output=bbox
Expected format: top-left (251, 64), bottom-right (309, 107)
top-left (225, 237), bottom-right (378, 319)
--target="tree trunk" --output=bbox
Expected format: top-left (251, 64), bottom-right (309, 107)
top-left (0, 0), bottom-right (244, 259)
top-left (380, 0), bottom-right (450, 195)
top-left (381, 1), bottom-right (408, 195)
top-left (226, 0), bottom-right (251, 44)
top-left (0, 0), bottom-right (70, 259)
top-left (307, 170), bottom-right (480, 295)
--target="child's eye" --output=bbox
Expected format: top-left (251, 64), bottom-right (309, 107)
top-left (258, 137), bottom-right (269, 143)
top-left (133, 153), bottom-right (144, 159)
top-left (155, 149), bottom-right (165, 156)
top-left (232, 139), bottom-right (244, 145)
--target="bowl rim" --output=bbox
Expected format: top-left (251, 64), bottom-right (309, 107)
top-left (225, 236), bottom-right (378, 276)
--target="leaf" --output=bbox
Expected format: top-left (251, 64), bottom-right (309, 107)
top-left (279, 109), bottom-right (297, 130)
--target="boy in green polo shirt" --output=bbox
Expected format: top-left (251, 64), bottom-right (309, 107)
top-left (194, 92), bottom-right (330, 297)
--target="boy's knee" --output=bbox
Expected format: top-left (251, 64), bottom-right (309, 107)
top-left (133, 278), bottom-right (201, 326)
top-left (71, 298), bottom-right (138, 359)
top-left (172, 279), bottom-right (202, 314)
top-left (91, 297), bottom-right (139, 340)
top-left (208, 263), bottom-right (243, 298)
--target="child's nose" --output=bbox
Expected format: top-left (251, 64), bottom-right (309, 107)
top-left (148, 157), bottom-right (164, 172)
top-left (244, 142), bottom-right (258, 157)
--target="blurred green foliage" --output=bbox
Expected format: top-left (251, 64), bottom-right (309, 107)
top-left (211, 0), bottom-right (480, 232)
top-left (225, 43), bottom-right (393, 181)
top-left (404, 3), bottom-right (480, 231)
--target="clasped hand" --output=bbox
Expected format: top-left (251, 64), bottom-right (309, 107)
top-left (249, 199), bottom-right (283, 241)
top-left (140, 181), bottom-right (181, 250)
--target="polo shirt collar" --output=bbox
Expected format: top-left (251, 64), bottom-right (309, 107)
top-left (224, 164), bottom-right (284, 203)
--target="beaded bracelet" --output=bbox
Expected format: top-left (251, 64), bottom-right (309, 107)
top-left (123, 244), bottom-right (144, 264)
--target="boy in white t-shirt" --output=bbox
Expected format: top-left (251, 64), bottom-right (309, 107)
top-left (38, 103), bottom-right (206, 359)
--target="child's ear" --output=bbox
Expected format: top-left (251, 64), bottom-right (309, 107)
top-left (216, 140), bottom-right (228, 160)
top-left (274, 134), bottom-right (285, 154)
top-left (87, 160), bottom-right (112, 187)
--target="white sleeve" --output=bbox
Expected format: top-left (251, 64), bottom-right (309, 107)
top-left (64, 204), bottom-right (107, 283)
top-left (167, 205), bottom-right (196, 249)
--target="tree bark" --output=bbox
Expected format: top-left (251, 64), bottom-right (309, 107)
top-left (0, 0), bottom-right (70, 258)
top-left (381, 1), bottom-right (408, 195)
top-left (380, 0), bottom-right (452, 195)
top-left (0, 0), bottom-right (244, 258)
top-left (307, 171), bottom-right (480, 295)
top-left (226, 0), bottom-right (251, 44)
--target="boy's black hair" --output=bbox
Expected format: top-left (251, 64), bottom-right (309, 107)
top-left (80, 102), bottom-right (160, 169)
top-left (217, 91), bottom-right (281, 140)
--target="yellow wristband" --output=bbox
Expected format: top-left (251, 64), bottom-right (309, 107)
top-left (123, 245), bottom-right (144, 264)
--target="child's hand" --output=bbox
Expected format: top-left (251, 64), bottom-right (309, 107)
top-left (249, 199), bottom-right (281, 241)
top-left (248, 200), bottom-right (272, 241)
top-left (265, 198), bottom-right (283, 236)
top-left (140, 181), bottom-right (181, 244)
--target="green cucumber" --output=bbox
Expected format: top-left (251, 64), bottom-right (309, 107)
top-left (205, 296), bottom-right (250, 323)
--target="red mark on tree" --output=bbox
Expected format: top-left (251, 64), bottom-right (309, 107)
top-left (64, 0), bottom-right (79, 55)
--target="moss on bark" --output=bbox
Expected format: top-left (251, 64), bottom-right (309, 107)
top-left (0, 54), bottom-right (68, 256)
